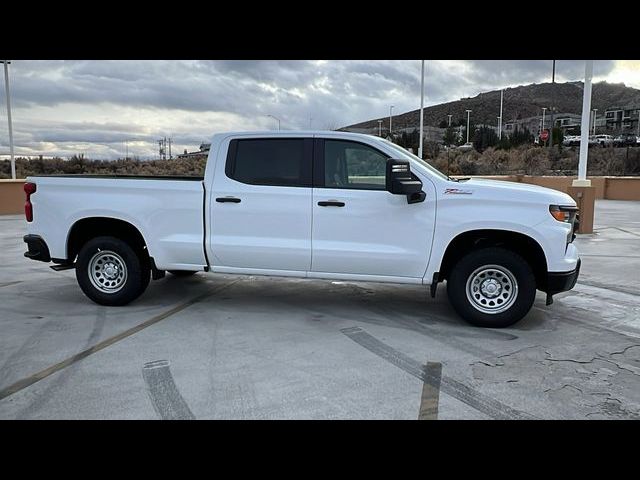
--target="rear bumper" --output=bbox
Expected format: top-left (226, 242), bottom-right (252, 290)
top-left (23, 234), bottom-right (51, 262)
top-left (546, 258), bottom-right (581, 295)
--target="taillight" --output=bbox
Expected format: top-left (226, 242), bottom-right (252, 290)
top-left (24, 182), bottom-right (36, 222)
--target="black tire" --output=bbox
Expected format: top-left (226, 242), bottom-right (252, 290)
top-left (446, 247), bottom-right (536, 328)
top-left (75, 236), bottom-right (150, 306)
top-left (168, 270), bottom-right (198, 277)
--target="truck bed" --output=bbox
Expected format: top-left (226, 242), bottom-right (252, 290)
top-left (26, 175), bottom-right (208, 270)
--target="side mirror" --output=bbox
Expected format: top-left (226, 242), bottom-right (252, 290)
top-left (386, 159), bottom-right (423, 195)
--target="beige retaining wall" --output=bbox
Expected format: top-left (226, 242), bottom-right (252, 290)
top-left (0, 176), bottom-right (638, 216)
top-left (0, 179), bottom-right (25, 215)
top-left (458, 175), bottom-right (638, 201)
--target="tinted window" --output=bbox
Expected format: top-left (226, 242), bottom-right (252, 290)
top-left (324, 140), bottom-right (388, 190)
top-left (228, 139), bottom-right (310, 187)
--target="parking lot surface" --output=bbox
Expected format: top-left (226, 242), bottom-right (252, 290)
top-left (1, 199), bottom-right (639, 419)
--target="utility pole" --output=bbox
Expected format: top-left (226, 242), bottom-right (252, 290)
top-left (592, 109), bottom-right (598, 135)
top-left (447, 114), bottom-right (452, 127)
top-left (499, 89), bottom-right (504, 140)
top-left (266, 114), bottom-right (281, 131)
top-left (549, 60), bottom-right (556, 149)
top-left (378, 120), bottom-right (382, 136)
top-left (418, 60), bottom-right (425, 159)
top-left (389, 105), bottom-right (394, 136)
top-left (1, 60), bottom-right (15, 179)
top-left (542, 107), bottom-right (547, 145)
top-left (465, 110), bottom-right (472, 143)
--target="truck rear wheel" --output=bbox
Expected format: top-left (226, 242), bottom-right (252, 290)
top-left (76, 236), bottom-right (150, 306)
top-left (446, 247), bottom-right (536, 328)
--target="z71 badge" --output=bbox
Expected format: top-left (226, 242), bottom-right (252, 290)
top-left (444, 188), bottom-right (473, 195)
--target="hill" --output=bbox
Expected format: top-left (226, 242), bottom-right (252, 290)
top-left (341, 81), bottom-right (640, 131)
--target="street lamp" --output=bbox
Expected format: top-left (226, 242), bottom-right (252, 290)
top-left (418, 60), bottom-right (425, 159)
top-left (499, 89), bottom-right (504, 140)
top-left (266, 114), bottom-right (281, 131)
top-left (389, 105), bottom-right (394, 136)
top-left (465, 110), bottom-right (472, 143)
top-left (1, 60), bottom-right (15, 179)
top-left (378, 120), bottom-right (383, 137)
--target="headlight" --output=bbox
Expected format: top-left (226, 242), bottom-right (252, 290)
top-left (550, 205), bottom-right (579, 244)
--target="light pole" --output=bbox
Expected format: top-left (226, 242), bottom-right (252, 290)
top-left (499, 89), bottom-right (504, 140)
top-left (447, 114), bottom-right (452, 127)
top-left (542, 107), bottom-right (547, 145)
top-left (389, 105), bottom-right (394, 136)
top-left (592, 108), bottom-right (598, 135)
top-left (1, 60), bottom-right (15, 179)
top-left (266, 114), bottom-right (281, 130)
top-left (549, 60), bottom-right (556, 148)
top-left (576, 60), bottom-right (593, 186)
top-left (465, 110), bottom-right (472, 143)
top-left (378, 120), bottom-right (382, 137)
top-left (418, 60), bottom-right (425, 159)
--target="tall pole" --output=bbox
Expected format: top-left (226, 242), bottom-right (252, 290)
top-left (549, 60), bottom-right (556, 149)
top-left (499, 89), bottom-right (504, 140)
top-left (542, 107), bottom-right (547, 145)
top-left (576, 60), bottom-right (593, 185)
top-left (447, 114), bottom-right (452, 127)
top-left (592, 108), bottom-right (598, 135)
top-left (378, 120), bottom-right (382, 136)
top-left (2, 61), bottom-right (15, 179)
top-left (418, 60), bottom-right (425, 159)
top-left (389, 105), bottom-right (394, 136)
top-left (465, 110), bottom-right (472, 143)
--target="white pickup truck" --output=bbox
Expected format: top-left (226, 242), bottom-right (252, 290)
top-left (22, 131), bottom-right (581, 328)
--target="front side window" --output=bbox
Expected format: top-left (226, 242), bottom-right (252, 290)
top-left (227, 138), bottom-right (310, 187)
top-left (324, 140), bottom-right (388, 190)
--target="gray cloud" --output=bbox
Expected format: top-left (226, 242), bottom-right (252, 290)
top-left (0, 60), bottom-right (628, 159)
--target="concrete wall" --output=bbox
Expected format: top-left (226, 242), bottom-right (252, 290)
top-left (0, 176), bottom-right (638, 216)
top-left (0, 179), bottom-right (25, 215)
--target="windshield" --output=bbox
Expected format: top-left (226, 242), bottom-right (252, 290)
top-left (377, 138), bottom-right (450, 181)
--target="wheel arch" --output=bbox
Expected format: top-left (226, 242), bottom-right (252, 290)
top-left (437, 229), bottom-right (548, 290)
top-left (66, 217), bottom-right (150, 264)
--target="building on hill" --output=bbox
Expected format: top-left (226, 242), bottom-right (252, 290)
top-left (604, 106), bottom-right (640, 133)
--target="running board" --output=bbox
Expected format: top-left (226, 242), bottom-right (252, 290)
top-left (50, 263), bottom-right (75, 271)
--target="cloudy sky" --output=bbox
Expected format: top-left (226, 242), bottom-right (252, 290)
top-left (1, 60), bottom-right (638, 160)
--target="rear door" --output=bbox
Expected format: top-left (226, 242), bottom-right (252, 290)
top-left (210, 137), bottom-right (313, 272)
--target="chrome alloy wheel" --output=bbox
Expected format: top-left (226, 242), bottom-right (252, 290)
top-left (465, 264), bottom-right (518, 314)
top-left (88, 250), bottom-right (128, 294)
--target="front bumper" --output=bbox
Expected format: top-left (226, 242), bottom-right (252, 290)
top-left (546, 258), bottom-right (581, 295)
top-left (23, 234), bottom-right (51, 262)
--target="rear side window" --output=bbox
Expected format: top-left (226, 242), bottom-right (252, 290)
top-left (226, 138), bottom-right (311, 187)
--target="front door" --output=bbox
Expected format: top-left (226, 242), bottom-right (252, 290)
top-left (311, 138), bottom-right (435, 279)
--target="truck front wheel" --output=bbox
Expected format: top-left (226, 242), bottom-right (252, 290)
top-left (446, 247), bottom-right (536, 328)
top-left (76, 236), bottom-right (150, 306)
